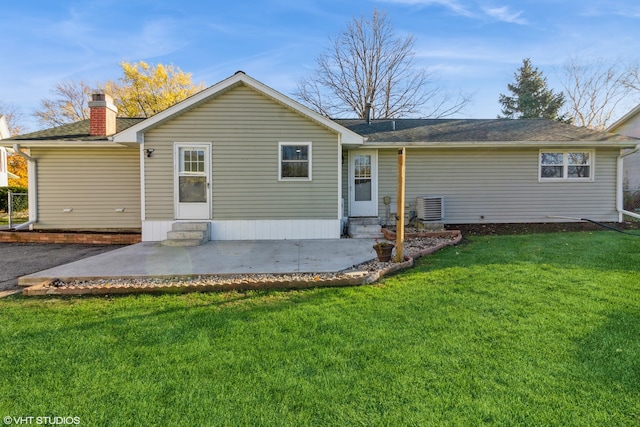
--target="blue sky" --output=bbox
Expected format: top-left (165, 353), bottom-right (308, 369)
top-left (2, 0), bottom-right (640, 131)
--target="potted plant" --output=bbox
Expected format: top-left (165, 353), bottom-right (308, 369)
top-left (373, 240), bottom-right (395, 262)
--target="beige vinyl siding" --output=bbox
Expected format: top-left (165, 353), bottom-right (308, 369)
top-left (610, 115), bottom-right (640, 138)
top-left (612, 118), bottom-right (640, 191)
top-left (144, 83), bottom-right (339, 220)
top-left (377, 147), bottom-right (620, 224)
top-left (32, 147), bottom-right (141, 230)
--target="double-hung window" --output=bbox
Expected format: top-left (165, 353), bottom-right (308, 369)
top-left (279, 142), bottom-right (312, 180)
top-left (539, 150), bottom-right (593, 181)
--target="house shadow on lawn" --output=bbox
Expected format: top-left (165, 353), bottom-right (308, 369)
top-left (573, 309), bottom-right (640, 394)
top-left (416, 229), bottom-right (640, 276)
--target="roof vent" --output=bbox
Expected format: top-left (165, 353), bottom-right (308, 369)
top-left (365, 103), bottom-right (372, 125)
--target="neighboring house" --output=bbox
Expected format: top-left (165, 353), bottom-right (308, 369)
top-left (1, 72), bottom-right (637, 241)
top-left (0, 115), bottom-right (19, 187)
top-left (607, 105), bottom-right (640, 209)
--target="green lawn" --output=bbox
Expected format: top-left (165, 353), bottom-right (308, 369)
top-left (0, 210), bottom-right (28, 226)
top-left (1, 231), bottom-right (639, 426)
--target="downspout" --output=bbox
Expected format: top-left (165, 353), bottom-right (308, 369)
top-left (12, 144), bottom-right (37, 230)
top-left (618, 145), bottom-right (640, 221)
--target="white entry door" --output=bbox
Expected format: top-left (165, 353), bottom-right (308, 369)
top-left (349, 150), bottom-right (378, 217)
top-left (175, 144), bottom-right (211, 219)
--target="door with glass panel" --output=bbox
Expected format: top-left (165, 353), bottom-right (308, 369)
top-left (349, 150), bottom-right (378, 217)
top-left (174, 144), bottom-right (210, 219)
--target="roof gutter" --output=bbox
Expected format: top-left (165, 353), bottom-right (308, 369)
top-left (11, 144), bottom-right (37, 229)
top-left (357, 140), bottom-right (639, 149)
top-left (617, 144), bottom-right (640, 221)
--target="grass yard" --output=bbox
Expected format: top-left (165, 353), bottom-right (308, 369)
top-left (1, 231), bottom-right (639, 426)
top-left (0, 210), bottom-right (28, 226)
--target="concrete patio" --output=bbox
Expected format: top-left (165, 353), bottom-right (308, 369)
top-left (18, 239), bottom-right (378, 286)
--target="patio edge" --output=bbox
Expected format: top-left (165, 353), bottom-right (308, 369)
top-left (22, 233), bottom-right (462, 297)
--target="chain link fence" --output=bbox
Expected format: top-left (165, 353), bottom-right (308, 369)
top-left (1, 190), bottom-right (28, 229)
top-left (622, 153), bottom-right (640, 221)
top-left (623, 186), bottom-right (640, 215)
top-left (623, 154), bottom-right (640, 218)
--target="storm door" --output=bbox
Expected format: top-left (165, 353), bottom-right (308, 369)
top-left (349, 150), bottom-right (378, 217)
top-left (174, 144), bottom-right (210, 219)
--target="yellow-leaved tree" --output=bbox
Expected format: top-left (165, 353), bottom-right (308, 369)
top-left (106, 61), bottom-right (205, 118)
top-left (7, 155), bottom-right (27, 187)
top-left (33, 61), bottom-right (205, 127)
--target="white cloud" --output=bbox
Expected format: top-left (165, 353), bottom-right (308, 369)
top-left (581, 1), bottom-right (640, 18)
top-left (482, 6), bottom-right (527, 25)
top-left (378, 0), bottom-right (527, 23)
top-left (377, 0), bottom-right (475, 17)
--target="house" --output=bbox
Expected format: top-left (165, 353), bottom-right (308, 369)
top-left (0, 115), bottom-right (9, 187)
top-left (2, 71), bottom-right (638, 242)
top-left (0, 115), bottom-right (19, 187)
top-left (607, 105), bottom-right (640, 216)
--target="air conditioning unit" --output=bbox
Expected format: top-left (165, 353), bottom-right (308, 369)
top-left (416, 196), bottom-right (444, 221)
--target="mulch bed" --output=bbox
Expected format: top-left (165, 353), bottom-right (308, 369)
top-left (445, 221), bottom-right (640, 236)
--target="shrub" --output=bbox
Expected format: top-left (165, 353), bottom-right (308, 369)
top-left (0, 186), bottom-right (28, 212)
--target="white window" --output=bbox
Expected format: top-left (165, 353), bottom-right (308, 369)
top-left (539, 150), bottom-right (593, 181)
top-left (279, 142), bottom-right (312, 180)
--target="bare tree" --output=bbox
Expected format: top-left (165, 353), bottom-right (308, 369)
top-left (33, 80), bottom-right (94, 128)
top-left (558, 57), bottom-right (629, 130)
top-left (294, 9), bottom-right (470, 119)
top-left (621, 62), bottom-right (640, 97)
top-left (0, 101), bottom-right (26, 135)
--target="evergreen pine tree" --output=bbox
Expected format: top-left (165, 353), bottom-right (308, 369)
top-left (499, 58), bottom-right (569, 122)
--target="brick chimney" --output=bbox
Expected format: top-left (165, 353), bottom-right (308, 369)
top-left (88, 93), bottom-right (118, 136)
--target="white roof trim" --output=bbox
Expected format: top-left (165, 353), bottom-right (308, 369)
top-left (608, 103), bottom-right (640, 133)
top-left (0, 140), bottom-right (132, 148)
top-left (113, 72), bottom-right (364, 145)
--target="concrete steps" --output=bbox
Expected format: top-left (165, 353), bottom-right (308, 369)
top-left (161, 222), bottom-right (211, 247)
top-left (348, 217), bottom-right (384, 239)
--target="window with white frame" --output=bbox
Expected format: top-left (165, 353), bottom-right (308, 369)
top-left (279, 142), bottom-right (311, 180)
top-left (540, 150), bottom-right (593, 181)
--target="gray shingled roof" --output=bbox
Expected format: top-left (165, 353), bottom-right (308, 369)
top-left (8, 118), bottom-right (144, 141)
top-left (334, 118), bottom-right (635, 143)
top-left (6, 116), bottom-right (637, 144)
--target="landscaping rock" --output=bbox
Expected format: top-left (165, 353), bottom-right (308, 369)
top-left (25, 234), bottom-right (462, 296)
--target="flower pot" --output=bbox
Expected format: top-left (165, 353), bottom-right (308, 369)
top-left (373, 244), bottom-right (394, 262)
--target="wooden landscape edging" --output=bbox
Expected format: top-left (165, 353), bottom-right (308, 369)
top-left (23, 275), bottom-right (370, 296)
